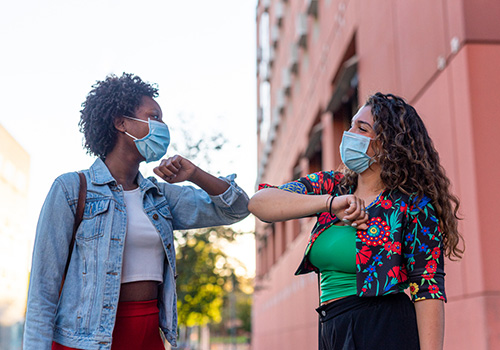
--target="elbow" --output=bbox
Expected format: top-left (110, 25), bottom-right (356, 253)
top-left (248, 196), bottom-right (259, 217)
top-left (248, 195), bottom-right (269, 222)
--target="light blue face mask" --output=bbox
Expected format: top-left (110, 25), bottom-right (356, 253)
top-left (339, 131), bottom-right (375, 173)
top-left (124, 116), bottom-right (170, 163)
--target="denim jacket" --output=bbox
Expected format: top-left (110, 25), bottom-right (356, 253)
top-left (24, 158), bottom-right (250, 350)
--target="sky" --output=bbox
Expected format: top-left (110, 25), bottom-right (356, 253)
top-left (0, 0), bottom-right (258, 323)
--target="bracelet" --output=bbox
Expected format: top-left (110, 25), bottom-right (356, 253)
top-left (328, 195), bottom-right (334, 216)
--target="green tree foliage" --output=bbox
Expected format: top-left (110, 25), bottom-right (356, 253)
top-left (169, 119), bottom-right (252, 335)
top-left (236, 291), bottom-right (252, 334)
top-left (209, 274), bottom-right (253, 337)
top-left (175, 226), bottom-right (238, 327)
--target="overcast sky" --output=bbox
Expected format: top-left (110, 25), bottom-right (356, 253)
top-left (1, 0), bottom-right (258, 223)
top-left (0, 0), bottom-right (258, 322)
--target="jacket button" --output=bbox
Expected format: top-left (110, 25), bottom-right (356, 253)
top-left (167, 243), bottom-right (171, 249)
top-left (321, 311), bottom-right (326, 317)
top-left (153, 213), bottom-right (159, 220)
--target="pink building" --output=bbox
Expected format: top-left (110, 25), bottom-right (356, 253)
top-left (253, 0), bottom-right (500, 349)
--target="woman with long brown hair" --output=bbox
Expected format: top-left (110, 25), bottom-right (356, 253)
top-left (249, 92), bottom-right (463, 349)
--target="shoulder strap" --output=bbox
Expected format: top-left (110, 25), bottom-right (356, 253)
top-left (59, 172), bottom-right (87, 296)
top-left (73, 172), bottom-right (87, 234)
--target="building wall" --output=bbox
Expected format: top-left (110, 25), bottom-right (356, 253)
top-left (0, 123), bottom-right (30, 350)
top-left (254, 1), bottom-right (500, 349)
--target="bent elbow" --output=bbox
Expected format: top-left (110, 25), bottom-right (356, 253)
top-left (248, 196), bottom-right (270, 222)
top-left (248, 196), bottom-right (259, 216)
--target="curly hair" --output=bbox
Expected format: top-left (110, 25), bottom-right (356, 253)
top-left (79, 73), bottom-right (159, 158)
top-left (339, 92), bottom-right (464, 259)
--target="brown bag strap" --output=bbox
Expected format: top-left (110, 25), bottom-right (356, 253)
top-left (59, 172), bottom-right (87, 296)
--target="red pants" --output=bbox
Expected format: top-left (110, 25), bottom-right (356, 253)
top-left (52, 299), bottom-right (165, 350)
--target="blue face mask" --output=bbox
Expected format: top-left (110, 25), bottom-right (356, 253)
top-left (339, 131), bottom-right (375, 173)
top-left (124, 116), bottom-right (170, 163)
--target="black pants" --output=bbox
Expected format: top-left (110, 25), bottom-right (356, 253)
top-left (316, 293), bottom-right (420, 350)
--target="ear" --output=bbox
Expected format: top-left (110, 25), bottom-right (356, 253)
top-left (114, 116), bottom-right (126, 132)
top-left (369, 137), bottom-right (383, 159)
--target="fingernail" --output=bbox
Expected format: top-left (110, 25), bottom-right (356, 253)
top-left (351, 223), bottom-right (358, 227)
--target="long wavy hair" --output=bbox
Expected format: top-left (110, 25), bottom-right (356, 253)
top-left (339, 92), bottom-right (464, 259)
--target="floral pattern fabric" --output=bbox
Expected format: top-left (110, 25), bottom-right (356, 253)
top-left (258, 171), bottom-right (446, 302)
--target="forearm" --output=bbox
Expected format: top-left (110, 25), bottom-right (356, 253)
top-left (414, 299), bottom-right (445, 350)
top-left (189, 167), bottom-right (230, 196)
top-left (249, 188), bottom-right (329, 222)
top-left (24, 176), bottom-right (76, 349)
top-left (24, 296), bottom-right (57, 350)
top-left (25, 233), bottom-right (67, 349)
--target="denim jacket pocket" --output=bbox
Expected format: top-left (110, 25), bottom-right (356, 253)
top-left (156, 202), bottom-right (173, 220)
top-left (77, 198), bottom-right (111, 241)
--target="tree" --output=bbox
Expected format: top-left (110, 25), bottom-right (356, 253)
top-left (175, 226), bottom-right (238, 327)
top-left (162, 118), bottom-right (253, 347)
top-left (236, 287), bottom-right (252, 334)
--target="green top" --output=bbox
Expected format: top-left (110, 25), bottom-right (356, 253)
top-left (309, 224), bottom-right (357, 303)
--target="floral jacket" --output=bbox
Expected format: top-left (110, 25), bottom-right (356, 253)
top-left (259, 171), bottom-right (446, 302)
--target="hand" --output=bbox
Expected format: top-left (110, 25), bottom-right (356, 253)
top-left (330, 195), bottom-right (369, 230)
top-left (153, 155), bottom-right (198, 183)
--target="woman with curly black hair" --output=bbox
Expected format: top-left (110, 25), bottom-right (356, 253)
top-left (24, 73), bottom-right (250, 350)
top-left (249, 92), bottom-right (463, 350)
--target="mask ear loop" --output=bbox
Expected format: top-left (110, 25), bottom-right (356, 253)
top-left (124, 131), bottom-right (138, 140)
top-left (123, 115), bottom-right (149, 124)
top-left (369, 135), bottom-right (381, 165)
top-left (123, 116), bottom-right (151, 140)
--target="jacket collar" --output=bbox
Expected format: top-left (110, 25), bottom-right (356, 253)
top-left (137, 170), bottom-right (163, 195)
top-left (89, 158), bottom-right (116, 185)
top-left (88, 158), bottom-right (162, 194)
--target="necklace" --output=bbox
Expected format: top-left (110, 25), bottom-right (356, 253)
top-left (365, 190), bottom-right (385, 210)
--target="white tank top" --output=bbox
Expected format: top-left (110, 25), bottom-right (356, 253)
top-left (121, 187), bottom-right (165, 284)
